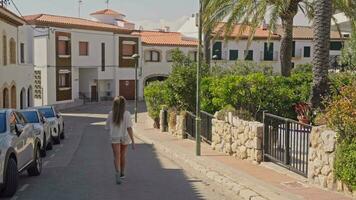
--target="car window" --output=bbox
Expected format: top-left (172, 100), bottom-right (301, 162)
top-left (38, 108), bottom-right (55, 118)
top-left (0, 113), bottom-right (6, 133)
top-left (15, 112), bottom-right (28, 124)
top-left (21, 111), bottom-right (39, 123)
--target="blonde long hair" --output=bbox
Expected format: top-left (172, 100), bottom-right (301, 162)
top-left (112, 96), bottom-right (126, 126)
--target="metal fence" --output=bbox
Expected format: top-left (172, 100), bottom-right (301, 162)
top-left (201, 111), bottom-right (214, 144)
top-left (263, 113), bottom-right (312, 177)
top-left (185, 111), bottom-right (196, 139)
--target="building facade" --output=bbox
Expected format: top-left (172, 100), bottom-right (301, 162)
top-left (0, 6), bottom-right (34, 109)
top-left (210, 24), bottom-right (346, 73)
top-left (26, 10), bottom-right (142, 106)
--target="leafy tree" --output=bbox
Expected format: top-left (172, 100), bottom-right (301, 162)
top-left (202, 0), bottom-right (355, 77)
top-left (340, 32), bottom-right (356, 71)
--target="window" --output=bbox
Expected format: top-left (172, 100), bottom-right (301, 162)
top-left (330, 41), bottom-right (343, 51)
top-left (101, 43), bottom-right (105, 71)
top-left (20, 43), bottom-right (25, 63)
top-left (212, 41), bottom-right (222, 60)
top-left (9, 38), bottom-right (16, 64)
top-left (0, 113), bottom-right (6, 133)
top-left (188, 51), bottom-right (197, 62)
top-left (21, 111), bottom-right (39, 123)
top-left (229, 50), bottom-right (238, 60)
top-left (264, 43), bottom-right (274, 61)
top-left (166, 51), bottom-right (173, 62)
top-left (122, 43), bottom-right (135, 57)
top-left (145, 50), bottom-right (160, 62)
top-left (58, 40), bottom-right (70, 56)
top-left (3, 35), bottom-right (7, 65)
top-left (244, 50), bottom-right (253, 61)
top-left (79, 41), bottom-right (88, 56)
top-left (292, 41), bottom-right (296, 57)
top-left (58, 72), bottom-right (71, 88)
top-left (304, 46), bottom-right (311, 58)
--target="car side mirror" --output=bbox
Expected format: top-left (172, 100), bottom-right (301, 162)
top-left (15, 124), bottom-right (24, 136)
top-left (56, 114), bottom-right (60, 118)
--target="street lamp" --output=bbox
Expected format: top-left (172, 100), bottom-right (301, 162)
top-left (132, 54), bottom-right (140, 123)
top-left (195, 0), bottom-right (203, 156)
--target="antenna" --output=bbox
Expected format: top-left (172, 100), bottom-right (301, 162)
top-left (105, 0), bottom-right (109, 9)
top-left (78, 0), bottom-right (83, 17)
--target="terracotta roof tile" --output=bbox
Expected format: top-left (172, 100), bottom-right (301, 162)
top-left (0, 6), bottom-right (25, 26)
top-left (23, 14), bottom-right (131, 34)
top-left (90, 9), bottom-right (125, 17)
top-left (133, 31), bottom-right (198, 47)
top-left (213, 23), bottom-right (280, 39)
top-left (276, 25), bottom-right (343, 40)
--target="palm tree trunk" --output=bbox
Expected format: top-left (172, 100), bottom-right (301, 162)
top-left (280, 16), bottom-right (294, 77)
top-left (310, 0), bottom-right (332, 110)
top-left (204, 33), bottom-right (211, 66)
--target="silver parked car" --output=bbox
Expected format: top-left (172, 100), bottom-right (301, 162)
top-left (20, 109), bottom-right (53, 157)
top-left (0, 109), bottom-right (42, 197)
top-left (37, 106), bottom-right (64, 144)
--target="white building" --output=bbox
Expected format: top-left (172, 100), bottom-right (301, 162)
top-left (0, 6), bottom-right (34, 109)
top-left (25, 9), bottom-right (143, 106)
top-left (132, 30), bottom-right (197, 87)
top-left (210, 23), bottom-right (346, 73)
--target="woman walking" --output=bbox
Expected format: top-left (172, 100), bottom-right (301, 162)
top-left (106, 96), bottom-right (135, 184)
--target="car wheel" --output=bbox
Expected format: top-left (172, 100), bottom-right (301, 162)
top-left (40, 134), bottom-right (47, 157)
top-left (53, 136), bottom-right (60, 145)
top-left (46, 137), bottom-right (53, 150)
top-left (0, 158), bottom-right (19, 198)
top-left (28, 147), bottom-right (42, 176)
top-left (59, 125), bottom-right (65, 139)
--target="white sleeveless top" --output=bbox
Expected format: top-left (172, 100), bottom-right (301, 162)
top-left (105, 111), bottom-right (133, 139)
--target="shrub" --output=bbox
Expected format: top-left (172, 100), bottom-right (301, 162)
top-left (144, 81), bottom-right (170, 122)
top-left (335, 139), bottom-right (356, 190)
top-left (325, 83), bottom-right (356, 141)
top-left (292, 63), bottom-right (313, 74)
top-left (201, 72), bottom-right (312, 121)
top-left (210, 61), bottom-right (274, 77)
top-left (340, 33), bottom-right (356, 71)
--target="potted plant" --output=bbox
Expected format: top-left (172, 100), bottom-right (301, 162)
top-left (294, 102), bottom-right (311, 124)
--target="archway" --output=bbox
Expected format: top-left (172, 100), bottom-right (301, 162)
top-left (2, 88), bottom-right (9, 108)
top-left (27, 86), bottom-right (33, 107)
top-left (145, 75), bottom-right (168, 86)
top-left (10, 85), bottom-right (16, 109)
top-left (20, 88), bottom-right (26, 109)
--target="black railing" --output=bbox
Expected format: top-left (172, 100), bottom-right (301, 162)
top-left (201, 111), bottom-right (214, 144)
top-left (263, 113), bottom-right (312, 177)
top-left (185, 111), bottom-right (196, 139)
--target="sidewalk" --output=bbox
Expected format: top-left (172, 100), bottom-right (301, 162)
top-left (133, 113), bottom-right (353, 200)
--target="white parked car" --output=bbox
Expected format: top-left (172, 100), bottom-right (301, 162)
top-left (0, 109), bottom-right (42, 197)
top-left (20, 109), bottom-right (53, 157)
top-left (36, 106), bottom-right (64, 144)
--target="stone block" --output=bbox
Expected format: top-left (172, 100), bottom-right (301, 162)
top-left (239, 146), bottom-right (247, 159)
top-left (326, 173), bottom-right (335, 189)
top-left (310, 129), bottom-right (321, 148)
top-left (251, 196), bottom-right (266, 200)
top-left (319, 175), bottom-right (327, 188)
top-left (321, 165), bottom-right (331, 176)
top-left (321, 130), bottom-right (336, 153)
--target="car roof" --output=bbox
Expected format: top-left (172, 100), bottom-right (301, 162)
top-left (34, 106), bottom-right (53, 109)
top-left (0, 109), bottom-right (13, 114)
top-left (20, 109), bottom-right (39, 112)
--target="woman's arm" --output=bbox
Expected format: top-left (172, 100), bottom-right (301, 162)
top-left (127, 127), bottom-right (135, 150)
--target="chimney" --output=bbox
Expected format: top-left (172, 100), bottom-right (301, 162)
top-left (164, 26), bottom-right (170, 32)
top-left (261, 20), bottom-right (268, 30)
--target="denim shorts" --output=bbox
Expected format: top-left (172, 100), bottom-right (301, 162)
top-left (111, 135), bottom-right (131, 145)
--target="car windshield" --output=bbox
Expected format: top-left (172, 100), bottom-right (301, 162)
top-left (0, 113), bottom-right (5, 133)
top-left (38, 108), bottom-right (55, 118)
top-left (21, 111), bottom-right (39, 123)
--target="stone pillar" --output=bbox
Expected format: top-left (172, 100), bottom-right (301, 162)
top-left (308, 126), bottom-right (336, 189)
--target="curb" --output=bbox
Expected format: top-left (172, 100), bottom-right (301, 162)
top-left (134, 128), bottom-right (302, 200)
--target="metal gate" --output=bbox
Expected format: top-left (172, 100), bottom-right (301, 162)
top-left (201, 111), bottom-right (214, 144)
top-left (185, 111), bottom-right (196, 139)
top-left (263, 113), bottom-right (312, 177)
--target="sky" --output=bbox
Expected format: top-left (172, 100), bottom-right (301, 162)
top-left (8, 0), bottom-right (199, 30)
top-left (8, 0), bottom-right (311, 31)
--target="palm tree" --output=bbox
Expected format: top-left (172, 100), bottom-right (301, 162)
top-left (203, 0), bottom-right (312, 77)
top-left (202, 0), bottom-right (353, 77)
top-left (310, 0), bottom-right (332, 109)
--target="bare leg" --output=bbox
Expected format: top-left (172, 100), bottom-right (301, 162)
top-left (120, 144), bottom-right (128, 174)
top-left (111, 144), bottom-right (120, 173)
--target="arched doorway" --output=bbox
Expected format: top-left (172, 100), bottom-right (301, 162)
top-left (145, 76), bottom-right (168, 86)
top-left (27, 86), bottom-right (33, 107)
top-left (3, 88), bottom-right (9, 108)
top-left (20, 88), bottom-right (26, 109)
top-left (10, 85), bottom-right (16, 109)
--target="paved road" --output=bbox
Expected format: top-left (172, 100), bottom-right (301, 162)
top-left (6, 102), bottom-right (227, 200)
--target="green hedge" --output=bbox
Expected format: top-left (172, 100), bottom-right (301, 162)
top-left (201, 72), bottom-right (312, 120)
top-left (144, 81), bottom-right (170, 120)
top-left (335, 140), bottom-right (356, 190)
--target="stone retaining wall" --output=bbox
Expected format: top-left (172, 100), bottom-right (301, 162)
top-left (167, 112), bottom-right (186, 139)
top-left (308, 126), bottom-right (354, 196)
top-left (211, 116), bottom-right (264, 163)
